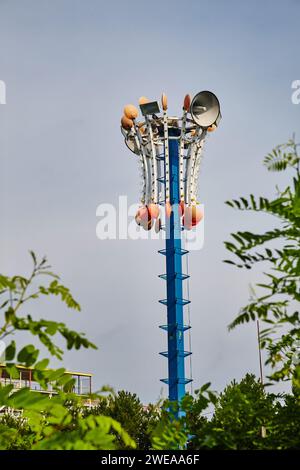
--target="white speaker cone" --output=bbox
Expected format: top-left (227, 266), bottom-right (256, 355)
top-left (125, 135), bottom-right (139, 155)
top-left (190, 91), bottom-right (221, 128)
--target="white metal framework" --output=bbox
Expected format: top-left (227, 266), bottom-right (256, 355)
top-left (121, 92), bottom-right (221, 225)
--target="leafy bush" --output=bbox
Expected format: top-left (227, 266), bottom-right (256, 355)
top-left (86, 390), bottom-right (160, 449)
top-left (150, 375), bottom-right (300, 450)
top-left (0, 253), bottom-right (135, 450)
top-left (224, 137), bottom-right (300, 388)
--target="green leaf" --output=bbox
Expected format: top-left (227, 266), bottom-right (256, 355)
top-left (34, 358), bottom-right (49, 370)
top-left (29, 250), bottom-right (37, 266)
top-left (200, 382), bottom-right (211, 393)
top-left (5, 340), bottom-right (16, 361)
top-left (17, 345), bottom-right (39, 366)
top-left (4, 364), bottom-right (20, 380)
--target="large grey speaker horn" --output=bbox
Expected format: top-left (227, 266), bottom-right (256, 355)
top-left (190, 91), bottom-right (221, 128)
top-left (125, 135), bottom-right (139, 155)
top-left (120, 125), bottom-right (129, 138)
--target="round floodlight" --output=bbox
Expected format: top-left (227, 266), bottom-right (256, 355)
top-left (190, 91), bottom-right (221, 128)
top-left (137, 206), bottom-right (149, 222)
top-left (183, 94), bottom-right (191, 112)
top-left (121, 115), bottom-right (134, 130)
top-left (161, 93), bottom-right (168, 111)
top-left (139, 96), bottom-right (150, 105)
top-left (124, 104), bottom-right (138, 120)
top-left (135, 211), bottom-right (142, 226)
top-left (154, 217), bottom-right (161, 233)
top-left (148, 203), bottom-right (160, 219)
top-left (183, 205), bottom-right (203, 229)
top-left (165, 201), bottom-right (172, 218)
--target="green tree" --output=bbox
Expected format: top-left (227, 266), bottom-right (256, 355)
top-left (265, 394), bottom-right (300, 449)
top-left (0, 411), bottom-right (34, 450)
top-left (0, 253), bottom-right (135, 450)
top-left (151, 374), bottom-right (300, 450)
top-left (206, 374), bottom-right (275, 449)
top-left (191, 374), bottom-right (300, 450)
top-left (224, 137), bottom-right (300, 389)
top-left (151, 375), bottom-right (274, 450)
top-left (151, 383), bottom-right (217, 450)
top-left (87, 390), bottom-right (160, 450)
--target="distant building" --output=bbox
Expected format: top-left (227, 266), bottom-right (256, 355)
top-left (0, 364), bottom-right (92, 397)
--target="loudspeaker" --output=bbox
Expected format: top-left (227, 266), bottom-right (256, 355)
top-left (120, 125), bottom-right (128, 138)
top-left (125, 135), bottom-right (139, 155)
top-left (190, 91), bottom-right (221, 128)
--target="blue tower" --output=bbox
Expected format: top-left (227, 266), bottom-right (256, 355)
top-left (121, 91), bottom-right (221, 415)
top-left (159, 134), bottom-right (192, 411)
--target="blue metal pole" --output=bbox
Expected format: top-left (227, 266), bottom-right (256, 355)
top-left (159, 130), bottom-right (191, 416)
top-left (165, 136), bottom-right (185, 408)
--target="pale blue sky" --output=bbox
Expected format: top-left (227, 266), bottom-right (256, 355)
top-left (0, 0), bottom-right (299, 401)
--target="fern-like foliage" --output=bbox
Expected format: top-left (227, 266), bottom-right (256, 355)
top-left (263, 136), bottom-right (300, 172)
top-left (224, 137), bottom-right (300, 388)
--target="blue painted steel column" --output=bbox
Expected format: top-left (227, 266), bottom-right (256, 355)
top-left (165, 136), bottom-right (186, 407)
